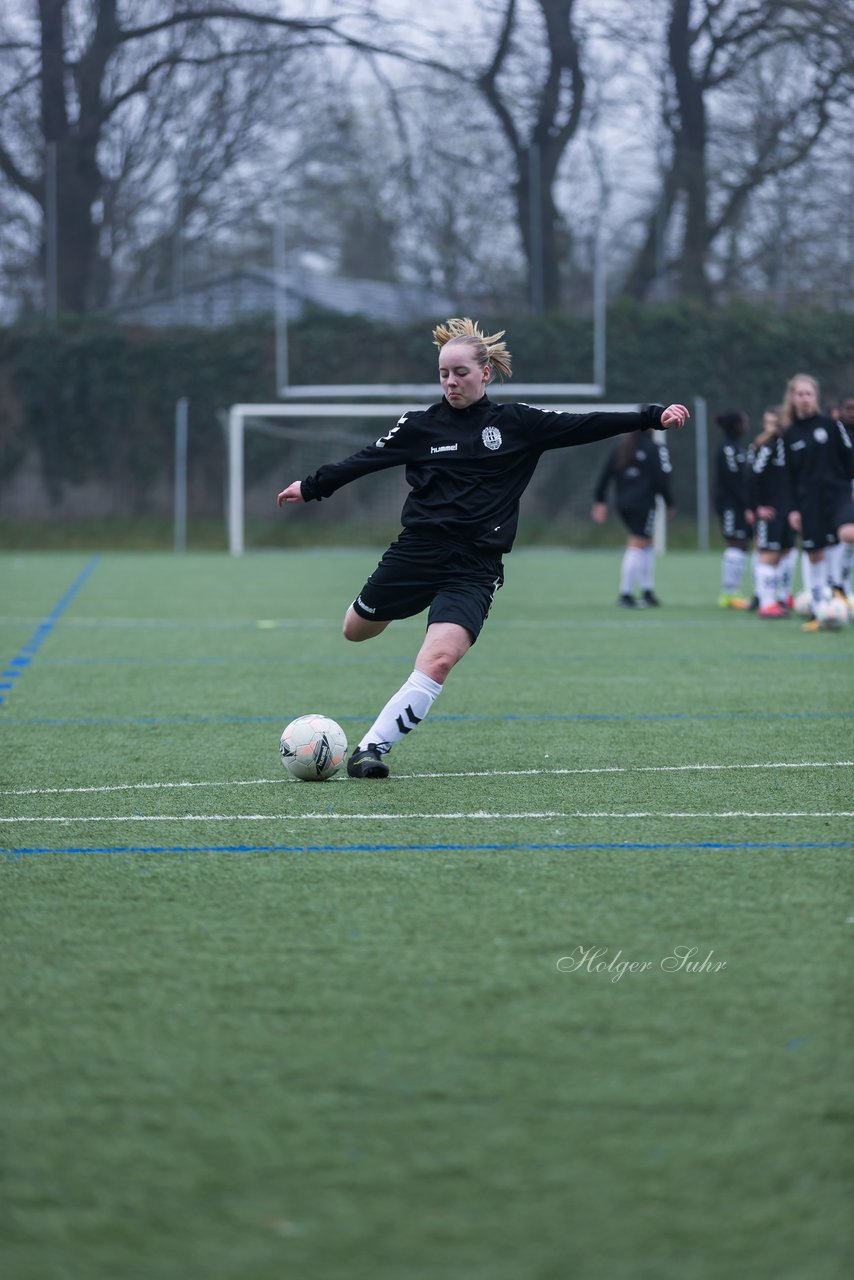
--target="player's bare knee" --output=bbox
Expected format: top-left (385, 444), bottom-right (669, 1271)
top-left (343, 608), bottom-right (387, 642)
top-left (421, 659), bottom-right (448, 683)
top-left (342, 608), bottom-right (367, 641)
top-left (421, 648), bottom-right (460, 683)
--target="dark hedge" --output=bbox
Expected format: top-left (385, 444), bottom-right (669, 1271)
top-left (1, 303), bottom-right (851, 517)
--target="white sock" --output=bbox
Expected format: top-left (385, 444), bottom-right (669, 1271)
top-left (358, 669), bottom-right (443, 754)
top-left (825, 542), bottom-right (842, 589)
top-left (810, 557), bottom-right (828, 609)
top-left (620, 547), bottom-right (644, 596)
top-left (751, 551), bottom-right (759, 599)
top-left (801, 552), bottom-right (812, 595)
top-left (839, 542), bottom-right (854, 594)
top-left (722, 547), bottom-right (747, 594)
top-left (779, 548), bottom-right (796, 600)
top-left (758, 564), bottom-right (778, 609)
top-left (639, 546), bottom-right (655, 591)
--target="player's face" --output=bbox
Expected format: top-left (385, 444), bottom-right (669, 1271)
top-left (839, 397), bottom-right (854, 427)
top-left (438, 343), bottom-right (490, 408)
top-left (791, 379), bottom-right (819, 418)
top-left (762, 412), bottom-right (780, 436)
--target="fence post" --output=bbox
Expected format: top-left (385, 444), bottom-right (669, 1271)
top-left (174, 397), bottom-right (188, 552)
top-left (228, 407), bottom-right (244, 556)
top-left (652, 429), bottom-right (667, 552)
top-left (695, 396), bottom-right (709, 551)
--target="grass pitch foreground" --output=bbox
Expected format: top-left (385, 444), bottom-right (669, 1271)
top-left (1, 549), bottom-right (852, 1280)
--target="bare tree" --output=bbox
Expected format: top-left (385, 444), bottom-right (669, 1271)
top-left (0, 1), bottom-right (436, 314)
top-left (623, 0), bottom-right (854, 303)
top-left (474, 0), bottom-right (587, 312)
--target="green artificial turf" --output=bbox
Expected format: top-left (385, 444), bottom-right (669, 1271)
top-left (1, 549), bottom-right (852, 1280)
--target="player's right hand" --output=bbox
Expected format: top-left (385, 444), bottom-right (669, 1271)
top-left (277, 482), bottom-right (304, 507)
top-left (661, 403), bottom-right (690, 429)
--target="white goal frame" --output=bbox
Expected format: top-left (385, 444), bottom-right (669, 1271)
top-left (227, 400), bottom-right (641, 556)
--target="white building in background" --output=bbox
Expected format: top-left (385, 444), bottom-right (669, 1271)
top-left (109, 267), bottom-right (459, 328)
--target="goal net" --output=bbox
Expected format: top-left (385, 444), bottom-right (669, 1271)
top-left (225, 399), bottom-right (652, 556)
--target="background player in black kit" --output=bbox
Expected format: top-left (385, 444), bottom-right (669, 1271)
top-left (782, 373), bottom-right (854, 630)
top-left (590, 429), bottom-right (674, 608)
top-left (712, 409), bottom-right (751, 609)
top-left (748, 408), bottom-right (795, 619)
top-left (277, 318), bottom-right (689, 777)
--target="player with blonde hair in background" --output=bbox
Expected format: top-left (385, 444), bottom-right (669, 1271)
top-left (748, 406), bottom-right (795, 618)
top-left (781, 373), bottom-right (854, 630)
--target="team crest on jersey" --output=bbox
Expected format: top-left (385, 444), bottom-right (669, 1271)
top-left (482, 425), bottom-right (502, 451)
top-left (813, 426), bottom-right (828, 443)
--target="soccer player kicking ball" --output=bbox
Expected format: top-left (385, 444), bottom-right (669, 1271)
top-left (277, 318), bottom-right (690, 778)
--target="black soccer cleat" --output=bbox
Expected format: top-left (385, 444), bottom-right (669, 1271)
top-left (642, 590), bottom-right (662, 606)
top-left (618, 593), bottom-right (642, 608)
top-left (347, 744), bottom-right (390, 779)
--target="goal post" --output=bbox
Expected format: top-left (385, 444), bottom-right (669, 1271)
top-left (226, 400), bottom-right (641, 556)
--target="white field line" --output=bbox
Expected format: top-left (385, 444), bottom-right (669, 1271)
top-left (0, 615), bottom-right (337, 630)
top-left (2, 759), bottom-right (852, 798)
top-left (2, 811), bottom-right (854, 825)
top-left (0, 615), bottom-right (759, 632)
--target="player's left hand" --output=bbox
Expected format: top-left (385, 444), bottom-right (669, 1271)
top-left (661, 404), bottom-right (690, 430)
top-left (277, 481), bottom-right (305, 507)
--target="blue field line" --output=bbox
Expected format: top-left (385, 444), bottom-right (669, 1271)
top-left (0, 557), bottom-right (100, 707)
top-left (32, 650), bottom-right (853, 669)
top-left (3, 839), bottom-right (851, 859)
top-left (2, 709), bottom-right (853, 727)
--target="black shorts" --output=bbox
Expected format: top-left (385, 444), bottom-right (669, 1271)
top-left (799, 494), bottom-right (854, 550)
top-left (351, 529), bottom-right (504, 643)
top-left (718, 507), bottom-right (749, 542)
top-left (618, 504), bottom-right (656, 539)
top-left (754, 513), bottom-right (795, 552)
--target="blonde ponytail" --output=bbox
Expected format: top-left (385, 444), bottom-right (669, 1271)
top-left (432, 317), bottom-right (513, 383)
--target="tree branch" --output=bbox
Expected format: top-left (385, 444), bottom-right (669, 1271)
top-left (0, 137), bottom-right (41, 204)
top-left (476, 0), bottom-right (521, 155)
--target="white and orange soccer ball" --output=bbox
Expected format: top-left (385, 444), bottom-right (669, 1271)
top-left (279, 714), bottom-right (348, 781)
top-left (817, 595), bottom-right (850, 631)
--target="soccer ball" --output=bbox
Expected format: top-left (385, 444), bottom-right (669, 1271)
top-left (817, 595), bottom-right (849, 631)
top-left (793, 589), bottom-right (813, 618)
top-left (279, 714), bottom-right (348, 781)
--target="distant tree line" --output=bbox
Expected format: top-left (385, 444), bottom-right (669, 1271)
top-left (1, 306), bottom-right (852, 524)
top-left (0, 1), bottom-right (852, 319)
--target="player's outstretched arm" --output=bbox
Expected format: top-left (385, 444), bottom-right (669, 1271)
top-left (277, 481), bottom-right (305, 507)
top-left (660, 404), bottom-right (690, 429)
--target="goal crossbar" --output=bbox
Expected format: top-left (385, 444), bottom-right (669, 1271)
top-left (227, 401), bottom-right (640, 555)
top-left (280, 382), bottom-right (603, 400)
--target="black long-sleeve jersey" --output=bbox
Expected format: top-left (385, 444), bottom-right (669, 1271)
top-left (592, 433), bottom-right (673, 510)
top-left (301, 396), bottom-right (668, 554)
top-left (783, 413), bottom-right (854, 508)
top-left (748, 434), bottom-right (792, 512)
top-left (713, 440), bottom-right (749, 514)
